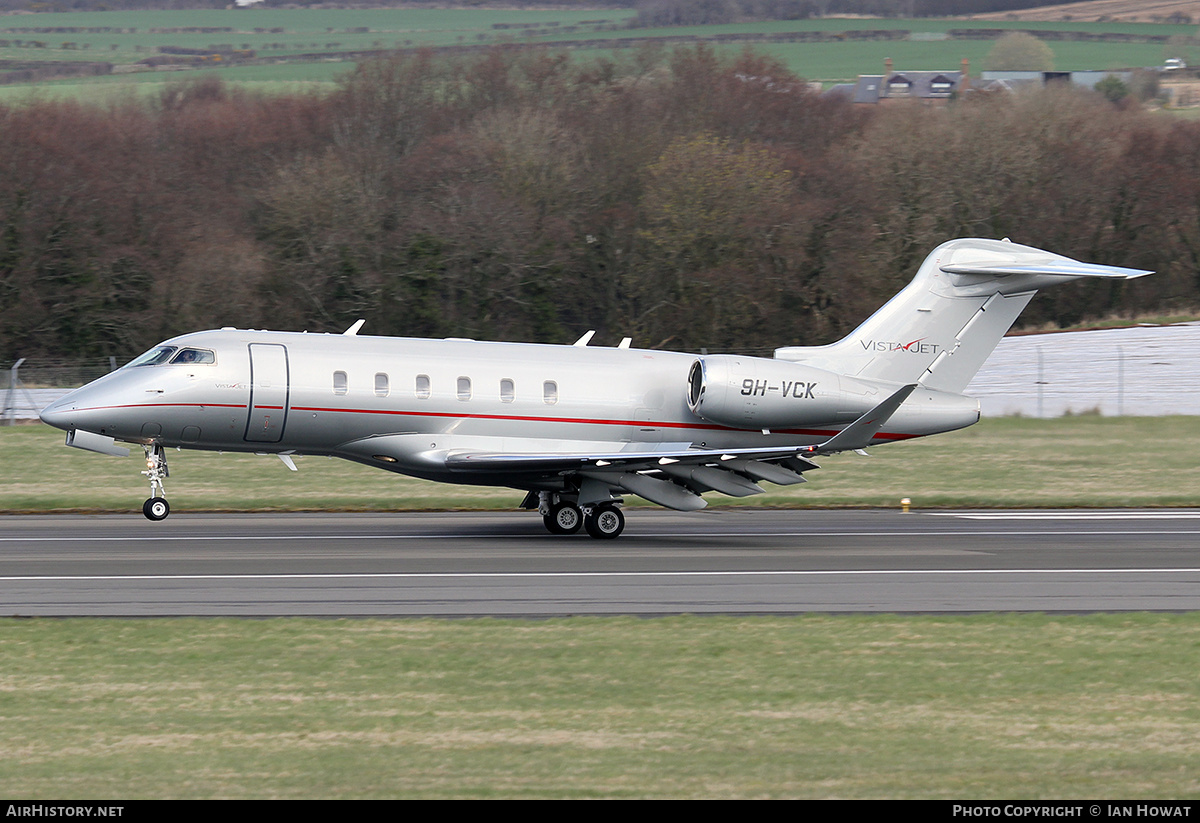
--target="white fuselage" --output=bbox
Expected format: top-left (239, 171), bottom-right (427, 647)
top-left (35, 238), bottom-right (1153, 529)
top-left (39, 328), bottom-right (979, 490)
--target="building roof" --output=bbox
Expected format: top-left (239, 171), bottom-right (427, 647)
top-left (979, 70), bottom-right (1132, 90)
top-left (853, 70), bottom-right (965, 103)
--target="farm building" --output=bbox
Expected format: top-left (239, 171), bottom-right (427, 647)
top-left (837, 58), bottom-right (970, 105)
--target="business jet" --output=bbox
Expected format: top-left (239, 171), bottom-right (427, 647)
top-left (39, 238), bottom-right (1151, 538)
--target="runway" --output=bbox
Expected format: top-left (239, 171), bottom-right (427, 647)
top-left (2, 509), bottom-right (1199, 616)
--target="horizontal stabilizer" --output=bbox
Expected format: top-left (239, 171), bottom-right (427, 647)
top-left (813, 384), bottom-right (916, 454)
top-left (941, 261), bottom-right (1153, 280)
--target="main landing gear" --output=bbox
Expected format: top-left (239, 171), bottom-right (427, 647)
top-left (141, 444), bottom-right (170, 521)
top-left (538, 494), bottom-right (625, 539)
top-left (584, 503), bottom-right (624, 539)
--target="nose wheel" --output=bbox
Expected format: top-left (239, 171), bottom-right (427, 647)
top-left (143, 496), bottom-right (170, 521)
top-left (141, 444), bottom-right (170, 521)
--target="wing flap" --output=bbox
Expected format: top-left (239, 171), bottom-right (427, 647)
top-left (659, 464), bottom-right (764, 497)
top-left (581, 470), bottom-right (707, 511)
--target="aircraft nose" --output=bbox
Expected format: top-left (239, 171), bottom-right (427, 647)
top-left (39, 397), bottom-right (74, 431)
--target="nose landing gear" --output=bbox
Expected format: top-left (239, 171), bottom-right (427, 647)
top-left (141, 444), bottom-right (170, 521)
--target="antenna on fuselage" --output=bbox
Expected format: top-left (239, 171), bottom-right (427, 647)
top-left (343, 319), bottom-right (366, 336)
top-left (573, 330), bottom-right (596, 347)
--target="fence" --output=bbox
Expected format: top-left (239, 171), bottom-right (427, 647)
top-left (2, 357), bottom-right (115, 425)
top-left (967, 323), bottom-right (1200, 417)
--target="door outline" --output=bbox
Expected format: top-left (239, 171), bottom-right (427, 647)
top-left (244, 343), bottom-right (290, 443)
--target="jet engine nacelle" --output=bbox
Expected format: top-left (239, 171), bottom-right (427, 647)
top-left (687, 355), bottom-right (882, 430)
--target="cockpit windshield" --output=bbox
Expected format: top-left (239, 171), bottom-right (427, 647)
top-left (170, 348), bottom-right (215, 365)
top-left (122, 346), bottom-right (216, 368)
top-left (123, 346), bottom-right (177, 368)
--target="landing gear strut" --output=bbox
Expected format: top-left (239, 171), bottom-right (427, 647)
top-left (141, 444), bottom-right (170, 521)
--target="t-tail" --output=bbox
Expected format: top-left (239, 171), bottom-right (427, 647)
top-left (774, 238), bottom-right (1153, 393)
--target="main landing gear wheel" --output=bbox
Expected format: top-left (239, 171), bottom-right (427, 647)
top-left (544, 501), bottom-right (583, 535)
top-left (143, 497), bottom-right (170, 521)
top-left (584, 503), bottom-right (624, 540)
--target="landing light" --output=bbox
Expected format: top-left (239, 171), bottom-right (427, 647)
top-left (373, 454), bottom-right (398, 463)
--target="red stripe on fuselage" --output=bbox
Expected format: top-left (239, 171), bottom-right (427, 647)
top-left (64, 402), bottom-right (919, 442)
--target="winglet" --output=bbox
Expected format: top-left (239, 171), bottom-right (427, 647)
top-left (813, 384), bottom-right (916, 454)
top-left (343, 319), bottom-right (366, 336)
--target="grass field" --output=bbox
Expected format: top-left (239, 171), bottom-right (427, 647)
top-left (1, 613), bottom-right (1199, 798)
top-left (4, 415), bottom-right (1200, 515)
top-left (0, 8), bottom-right (1192, 97)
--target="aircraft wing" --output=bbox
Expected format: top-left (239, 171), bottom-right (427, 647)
top-left (444, 442), bottom-right (823, 475)
top-left (445, 442), bottom-right (823, 512)
top-left (444, 383), bottom-right (916, 511)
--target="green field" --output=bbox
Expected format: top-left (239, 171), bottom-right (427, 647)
top-left (5, 415), bottom-right (1200, 514)
top-left (1, 613), bottom-right (1198, 798)
top-left (0, 8), bottom-right (1192, 98)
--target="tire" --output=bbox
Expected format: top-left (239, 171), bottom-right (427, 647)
top-left (584, 503), bottom-right (624, 539)
top-left (143, 497), bottom-right (170, 521)
top-left (543, 501), bottom-right (583, 535)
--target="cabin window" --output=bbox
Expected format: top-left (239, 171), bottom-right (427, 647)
top-left (500, 378), bottom-right (515, 403)
top-left (543, 380), bottom-right (558, 405)
top-left (374, 373), bottom-right (389, 397)
top-left (457, 376), bottom-right (472, 401)
top-left (415, 374), bottom-right (430, 399)
top-left (333, 371), bottom-right (348, 396)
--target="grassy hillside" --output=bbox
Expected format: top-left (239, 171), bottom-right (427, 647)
top-left (0, 8), bottom-right (1191, 97)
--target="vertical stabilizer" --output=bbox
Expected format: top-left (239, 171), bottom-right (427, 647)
top-left (774, 238), bottom-right (1152, 394)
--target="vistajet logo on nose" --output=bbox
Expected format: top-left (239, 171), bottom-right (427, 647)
top-left (861, 338), bottom-right (941, 355)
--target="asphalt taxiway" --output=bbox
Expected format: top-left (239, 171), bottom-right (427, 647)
top-left (2, 509), bottom-right (1199, 616)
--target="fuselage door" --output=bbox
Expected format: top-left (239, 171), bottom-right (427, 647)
top-left (245, 343), bottom-right (289, 443)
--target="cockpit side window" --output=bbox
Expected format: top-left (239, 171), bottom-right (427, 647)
top-left (123, 346), bottom-right (178, 368)
top-left (169, 348), bottom-right (215, 365)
